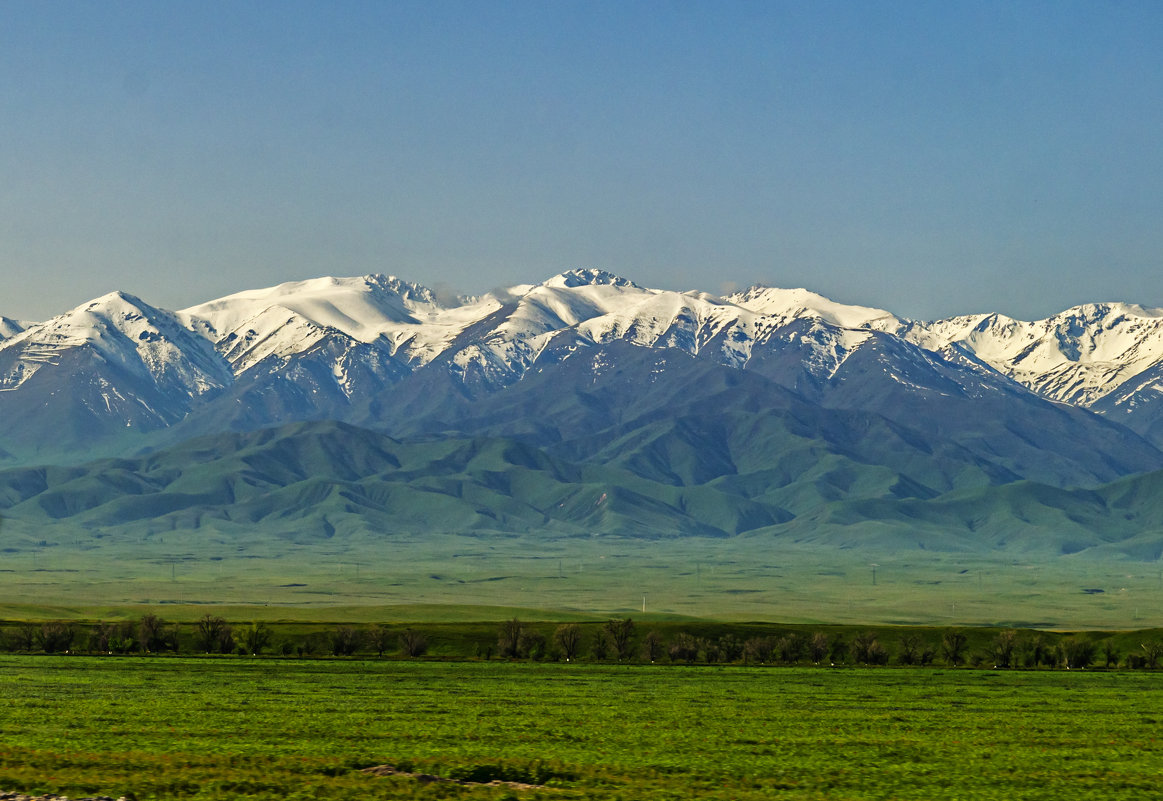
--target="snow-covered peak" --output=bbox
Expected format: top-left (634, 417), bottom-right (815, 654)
top-left (0, 289), bottom-right (229, 394)
top-left (12, 290), bottom-right (167, 347)
top-left (727, 286), bottom-right (899, 331)
top-left (905, 301), bottom-right (1163, 406)
top-left (488, 271), bottom-right (657, 336)
top-left (180, 274), bottom-right (443, 345)
top-left (1063, 301), bottom-right (1163, 322)
top-left (541, 268), bottom-right (640, 290)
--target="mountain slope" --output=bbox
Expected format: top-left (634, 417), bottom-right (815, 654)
top-left (0, 316), bottom-right (25, 340)
top-left (5, 418), bottom-right (1163, 559)
top-left (3, 269), bottom-right (1163, 495)
top-left (0, 292), bottom-right (231, 460)
top-left (904, 303), bottom-right (1163, 408)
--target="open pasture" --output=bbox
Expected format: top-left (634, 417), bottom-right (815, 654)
top-left (4, 536), bottom-right (1163, 628)
top-left (1, 656), bottom-right (1161, 800)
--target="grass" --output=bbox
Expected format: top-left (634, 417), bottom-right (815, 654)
top-left (3, 534), bottom-right (1163, 628)
top-left (2, 655), bottom-right (1162, 799)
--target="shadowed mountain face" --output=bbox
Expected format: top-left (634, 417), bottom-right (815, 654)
top-left (4, 271), bottom-right (1163, 560)
top-left (3, 413), bottom-right (1163, 559)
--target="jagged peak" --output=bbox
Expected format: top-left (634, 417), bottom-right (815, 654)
top-left (361, 274), bottom-right (444, 306)
top-left (541, 268), bottom-right (641, 290)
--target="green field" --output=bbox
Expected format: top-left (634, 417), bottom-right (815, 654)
top-left (4, 534), bottom-right (1163, 628)
top-left (2, 655), bottom-right (1161, 800)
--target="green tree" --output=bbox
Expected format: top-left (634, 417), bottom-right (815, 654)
top-left (776, 634), bottom-right (803, 664)
top-left (1102, 639), bottom-right (1119, 668)
top-left (604, 618), bottom-right (636, 661)
top-left (941, 630), bottom-right (968, 666)
top-left (398, 628), bottom-right (429, 658)
top-left (242, 622), bottom-right (272, 655)
top-left (991, 629), bottom-right (1018, 668)
top-left (368, 625), bottom-right (391, 657)
top-left (519, 630), bottom-right (547, 661)
top-left (1064, 638), bottom-right (1096, 669)
top-left (330, 625), bottom-right (361, 656)
top-left (1022, 635), bottom-right (1047, 668)
top-left (743, 636), bottom-right (774, 664)
top-left (668, 632), bottom-right (698, 664)
top-left (809, 632), bottom-right (829, 664)
top-left (195, 615), bottom-right (233, 654)
top-left (12, 624), bottom-right (37, 652)
top-left (898, 633), bottom-right (924, 665)
top-left (37, 621), bottom-right (75, 653)
top-left (1141, 640), bottom-right (1162, 669)
top-left (717, 634), bottom-right (743, 663)
top-left (498, 618), bottom-right (524, 659)
top-left (829, 635), bottom-right (848, 665)
top-left (553, 624), bottom-right (582, 661)
top-left (589, 629), bottom-right (610, 661)
top-left (138, 614), bottom-right (167, 653)
top-left (641, 630), bottom-right (664, 663)
top-left (853, 631), bottom-right (888, 665)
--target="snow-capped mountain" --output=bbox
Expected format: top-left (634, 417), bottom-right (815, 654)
top-left (3, 268), bottom-right (1163, 486)
top-left (9, 269), bottom-right (1163, 561)
top-left (726, 285), bottom-right (899, 331)
top-left (903, 303), bottom-right (1163, 407)
top-left (0, 292), bottom-right (232, 457)
top-left (1, 291), bottom-right (229, 395)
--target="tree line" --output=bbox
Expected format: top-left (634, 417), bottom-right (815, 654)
top-left (491, 618), bottom-right (1157, 669)
top-left (3, 614), bottom-right (1161, 669)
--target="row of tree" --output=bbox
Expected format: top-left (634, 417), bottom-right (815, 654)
top-left (0, 615), bottom-right (431, 658)
top-left (497, 619), bottom-right (1155, 669)
top-left (4, 615), bottom-right (1163, 669)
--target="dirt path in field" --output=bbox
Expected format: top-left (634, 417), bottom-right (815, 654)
top-left (361, 764), bottom-right (551, 790)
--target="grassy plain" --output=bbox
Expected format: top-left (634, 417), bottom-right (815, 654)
top-left (1, 655), bottom-right (1162, 800)
top-left (4, 534), bottom-right (1163, 628)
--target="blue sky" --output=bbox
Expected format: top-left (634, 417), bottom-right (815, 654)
top-left (2, 1), bottom-right (1162, 321)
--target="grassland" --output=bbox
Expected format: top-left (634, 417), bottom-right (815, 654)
top-left (2, 655), bottom-right (1162, 800)
top-left (4, 534), bottom-right (1163, 628)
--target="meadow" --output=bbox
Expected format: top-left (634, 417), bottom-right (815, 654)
top-left (2, 655), bottom-right (1161, 800)
top-left (4, 533), bottom-right (1163, 629)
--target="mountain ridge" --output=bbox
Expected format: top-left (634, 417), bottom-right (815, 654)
top-left (5, 270), bottom-right (1163, 562)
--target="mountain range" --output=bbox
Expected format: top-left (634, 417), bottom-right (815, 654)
top-left (4, 268), bottom-right (1163, 560)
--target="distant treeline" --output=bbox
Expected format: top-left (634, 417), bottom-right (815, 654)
top-left (3, 615), bottom-right (1163, 669)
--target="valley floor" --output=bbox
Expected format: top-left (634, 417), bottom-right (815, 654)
top-left (3, 536), bottom-right (1162, 628)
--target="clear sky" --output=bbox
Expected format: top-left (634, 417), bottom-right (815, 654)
top-left (2, 0), bottom-right (1162, 322)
